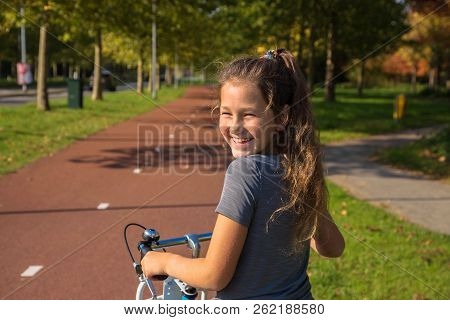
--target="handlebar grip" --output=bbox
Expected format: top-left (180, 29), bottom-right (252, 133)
top-left (151, 275), bottom-right (168, 281)
top-left (137, 241), bottom-right (168, 281)
top-left (138, 241), bottom-right (152, 258)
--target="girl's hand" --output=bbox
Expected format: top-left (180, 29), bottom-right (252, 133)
top-left (140, 251), bottom-right (169, 280)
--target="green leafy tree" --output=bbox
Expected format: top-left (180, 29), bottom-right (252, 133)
top-left (341, 0), bottom-right (406, 95)
top-left (60, 0), bottom-right (123, 101)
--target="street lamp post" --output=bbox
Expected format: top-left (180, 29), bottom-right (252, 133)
top-left (151, 0), bottom-right (157, 100)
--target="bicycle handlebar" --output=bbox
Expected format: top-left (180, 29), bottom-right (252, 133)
top-left (124, 224), bottom-right (212, 299)
top-left (150, 232), bottom-right (213, 250)
top-left (137, 231), bottom-right (213, 281)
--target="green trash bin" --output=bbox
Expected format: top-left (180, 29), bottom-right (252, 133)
top-left (68, 78), bottom-right (83, 108)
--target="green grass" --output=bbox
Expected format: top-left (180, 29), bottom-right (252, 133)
top-left (309, 182), bottom-right (450, 300)
top-left (309, 87), bottom-right (450, 298)
top-left (313, 86), bottom-right (450, 144)
top-left (0, 86), bottom-right (185, 175)
top-left (374, 126), bottom-right (449, 180)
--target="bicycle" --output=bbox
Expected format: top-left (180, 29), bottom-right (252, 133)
top-left (124, 223), bottom-right (212, 300)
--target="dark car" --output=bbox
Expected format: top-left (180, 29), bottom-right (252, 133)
top-left (89, 70), bottom-right (116, 91)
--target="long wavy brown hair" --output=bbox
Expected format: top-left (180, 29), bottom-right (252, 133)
top-left (216, 49), bottom-right (328, 252)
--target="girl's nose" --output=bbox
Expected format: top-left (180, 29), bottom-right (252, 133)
top-left (229, 118), bottom-right (244, 135)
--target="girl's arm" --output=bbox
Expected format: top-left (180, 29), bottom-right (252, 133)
top-left (141, 214), bottom-right (247, 291)
top-left (310, 210), bottom-right (345, 258)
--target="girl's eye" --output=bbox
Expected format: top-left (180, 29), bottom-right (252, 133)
top-left (244, 113), bottom-right (256, 117)
top-left (220, 112), bottom-right (231, 116)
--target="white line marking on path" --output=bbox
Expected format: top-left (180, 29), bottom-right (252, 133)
top-left (133, 168), bottom-right (142, 174)
top-left (97, 203), bottom-right (110, 210)
top-left (21, 265), bottom-right (43, 277)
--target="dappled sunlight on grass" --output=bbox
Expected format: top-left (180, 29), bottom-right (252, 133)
top-left (312, 87), bottom-right (450, 144)
top-left (374, 126), bottom-right (449, 179)
top-left (309, 182), bottom-right (450, 299)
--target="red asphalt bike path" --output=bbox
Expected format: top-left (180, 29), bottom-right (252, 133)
top-left (0, 86), bottom-right (231, 299)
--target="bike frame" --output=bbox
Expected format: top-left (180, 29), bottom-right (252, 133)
top-left (136, 232), bottom-right (212, 300)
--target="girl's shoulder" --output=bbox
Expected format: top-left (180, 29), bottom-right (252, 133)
top-left (227, 154), bottom-right (282, 177)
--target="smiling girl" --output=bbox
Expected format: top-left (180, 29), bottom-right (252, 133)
top-left (141, 49), bottom-right (345, 299)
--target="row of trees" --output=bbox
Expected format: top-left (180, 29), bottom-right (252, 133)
top-left (383, 0), bottom-right (450, 92)
top-left (1, 0), bottom-right (224, 110)
top-left (0, 0), bottom-right (448, 111)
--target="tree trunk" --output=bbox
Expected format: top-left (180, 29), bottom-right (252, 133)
top-left (201, 70), bottom-right (205, 83)
top-left (147, 60), bottom-right (152, 93)
top-left (156, 63), bottom-right (160, 90)
top-left (74, 65), bottom-right (80, 79)
top-left (325, 20), bottom-right (336, 102)
top-left (174, 51), bottom-right (179, 88)
top-left (68, 64), bottom-right (73, 78)
top-left (37, 20), bottom-right (49, 111)
top-left (151, 0), bottom-right (157, 99)
top-left (137, 55), bottom-right (144, 94)
top-left (357, 60), bottom-right (365, 96)
top-left (411, 64), bottom-right (417, 93)
top-left (52, 62), bottom-right (57, 77)
top-left (428, 68), bottom-right (437, 89)
top-left (189, 63), bottom-right (194, 84)
top-left (297, 19), bottom-right (306, 69)
top-left (307, 24), bottom-right (315, 92)
top-left (436, 64), bottom-right (441, 87)
top-left (91, 28), bottom-right (103, 100)
top-left (164, 66), bottom-right (173, 86)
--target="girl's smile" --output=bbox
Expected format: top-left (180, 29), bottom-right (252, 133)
top-left (219, 81), bottom-right (278, 158)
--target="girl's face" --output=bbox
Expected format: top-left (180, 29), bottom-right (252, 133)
top-left (219, 81), bottom-right (279, 158)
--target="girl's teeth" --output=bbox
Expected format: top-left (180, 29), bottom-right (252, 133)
top-left (233, 138), bottom-right (252, 143)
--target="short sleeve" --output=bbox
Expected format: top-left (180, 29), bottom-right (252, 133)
top-left (215, 156), bottom-right (261, 227)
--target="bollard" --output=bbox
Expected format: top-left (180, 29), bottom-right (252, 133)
top-left (394, 94), bottom-right (406, 120)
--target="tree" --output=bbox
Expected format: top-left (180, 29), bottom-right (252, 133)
top-left (61, 0), bottom-right (122, 101)
top-left (0, 5), bottom-right (24, 78)
top-left (316, 0), bottom-right (345, 102)
top-left (340, 0), bottom-right (406, 95)
top-left (2, 0), bottom-right (54, 110)
top-left (407, 1), bottom-right (450, 88)
top-left (36, 1), bottom-right (49, 110)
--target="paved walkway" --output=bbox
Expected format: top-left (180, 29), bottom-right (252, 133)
top-left (323, 127), bottom-right (450, 235)
top-left (0, 83), bottom-right (138, 106)
top-left (0, 87), bottom-right (66, 98)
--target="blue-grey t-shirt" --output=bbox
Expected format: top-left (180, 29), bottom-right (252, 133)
top-left (214, 154), bottom-right (312, 300)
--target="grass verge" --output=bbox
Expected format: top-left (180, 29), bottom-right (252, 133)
top-left (313, 87), bottom-right (450, 144)
top-left (0, 86), bottom-right (185, 176)
top-left (373, 126), bottom-right (449, 180)
top-left (309, 181), bottom-right (450, 299)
